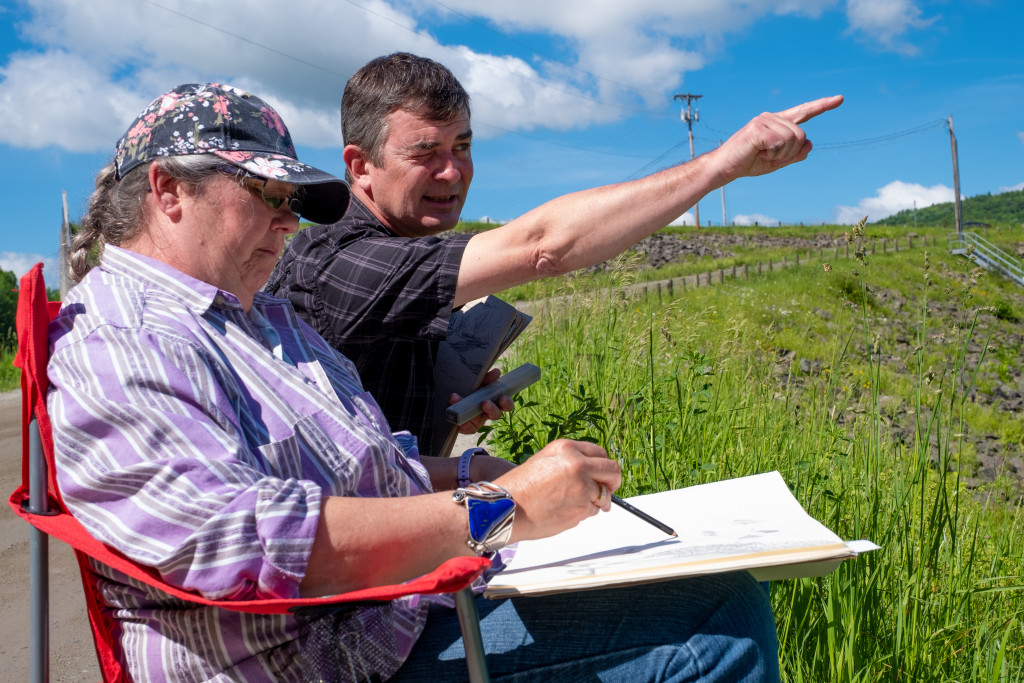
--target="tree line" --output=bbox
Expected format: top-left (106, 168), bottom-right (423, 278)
top-left (874, 188), bottom-right (1024, 228)
top-left (1, 268), bottom-right (61, 341)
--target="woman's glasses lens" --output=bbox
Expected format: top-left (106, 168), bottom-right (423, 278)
top-left (226, 169), bottom-right (300, 215)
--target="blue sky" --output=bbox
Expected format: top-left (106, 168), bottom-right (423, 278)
top-left (1, 0), bottom-right (1021, 285)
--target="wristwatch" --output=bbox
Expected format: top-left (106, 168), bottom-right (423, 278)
top-left (452, 481), bottom-right (516, 556)
top-left (457, 447), bottom-right (487, 488)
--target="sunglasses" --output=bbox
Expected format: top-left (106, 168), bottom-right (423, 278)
top-left (219, 167), bottom-right (302, 215)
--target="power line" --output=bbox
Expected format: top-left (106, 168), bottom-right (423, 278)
top-left (474, 121), bottom-right (655, 159)
top-left (144, 0), bottom-right (670, 117)
top-left (694, 119), bottom-right (947, 159)
top-left (337, 0), bottom-right (671, 114)
top-left (814, 119), bottom-right (947, 151)
top-left (142, 0), bottom-right (349, 80)
top-left (426, 0), bottom-right (665, 101)
top-left (621, 139), bottom-right (692, 180)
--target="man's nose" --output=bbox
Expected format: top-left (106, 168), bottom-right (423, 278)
top-left (434, 154), bottom-right (463, 184)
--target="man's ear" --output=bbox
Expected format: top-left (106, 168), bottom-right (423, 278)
top-left (343, 144), bottom-right (373, 193)
top-left (147, 162), bottom-right (185, 222)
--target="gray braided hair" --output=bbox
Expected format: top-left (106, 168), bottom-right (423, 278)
top-left (69, 156), bottom-right (225, 282)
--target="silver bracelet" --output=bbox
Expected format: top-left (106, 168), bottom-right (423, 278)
top-left (452, 481), bottom-right (516, 555)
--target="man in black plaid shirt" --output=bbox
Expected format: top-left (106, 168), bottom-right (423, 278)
top-left (266, 52), bottom-right (842, 457)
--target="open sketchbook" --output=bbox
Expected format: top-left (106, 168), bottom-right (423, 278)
top-left (429, 296), bottom-right (532, 457)
top-left (485, 471), bottom-right (878, 598)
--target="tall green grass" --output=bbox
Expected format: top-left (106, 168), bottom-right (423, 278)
top-left (484, 237), bottom-right (1024, 681)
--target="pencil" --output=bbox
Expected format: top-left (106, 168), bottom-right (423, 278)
top-left (611, 495), bottom-right (677, 537)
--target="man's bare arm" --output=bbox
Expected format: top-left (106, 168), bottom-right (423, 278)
top-left (455, 95), bottom-right (843, 307)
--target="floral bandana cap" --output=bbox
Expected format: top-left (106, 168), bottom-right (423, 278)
top-left (113, 83), bottom-right (349, 224)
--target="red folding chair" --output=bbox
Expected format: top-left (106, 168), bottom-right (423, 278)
top-left (9, 263), bottom-right (493, 683)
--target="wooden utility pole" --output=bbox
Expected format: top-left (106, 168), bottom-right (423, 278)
top-left (60, 191), bottom-right (71, 296)
top-left (948, 115), bottom-right (962, 235)
top-left (719, 139), bottom-right (727, 226)
top-left (674, 93), bottom-right (702, 227)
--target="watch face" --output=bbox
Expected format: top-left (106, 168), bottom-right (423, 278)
top-left (466, 496), bottom-right (516, 543)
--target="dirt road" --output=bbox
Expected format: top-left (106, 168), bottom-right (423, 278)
top-left (0, 390), bottom-right (100, 681)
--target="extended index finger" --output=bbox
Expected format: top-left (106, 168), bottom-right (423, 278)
top-left (778, 95), bottom-right (844, 125)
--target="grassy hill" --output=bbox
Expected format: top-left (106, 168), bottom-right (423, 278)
top-left (873, 188), bottom-right (1024, 228)
top-left (485, 226), bottom-right (1024, 679)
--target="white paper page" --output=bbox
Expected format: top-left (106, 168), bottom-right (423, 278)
top-left (489, 472), bottom-right (853, 594)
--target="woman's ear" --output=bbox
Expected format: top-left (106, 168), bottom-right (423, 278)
top-left (147, 162), bottom-right (184, 222)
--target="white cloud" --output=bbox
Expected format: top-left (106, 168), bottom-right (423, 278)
top-left (0, 252), bottom-right (58, 285)
top-left (0, 51), bottom-right (144, 152)
top-left (835, 180), bottom-right (954, 224)
top-left (431, 0), bottom-right (833, 98)
top-left (1, 0), bottom-right (663, 150)
top-left (0, 0), bottom-right (874, 153)
top-left (1000, 182), bottom-right (1024, 193)
top-left (1, 0), bottom-right (401, 150)
top-left (669, 211), bottom-right (695, 226)
top-left (734, 213), bottom-right (781, 227)
top-left (844, 0), bottom-right (936, 56)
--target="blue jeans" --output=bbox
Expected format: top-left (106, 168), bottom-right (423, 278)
top-left (391, 571), bottom-right (780, 682)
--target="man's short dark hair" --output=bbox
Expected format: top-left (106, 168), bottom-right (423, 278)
top-left (342, 52), bottom-right (471, 167)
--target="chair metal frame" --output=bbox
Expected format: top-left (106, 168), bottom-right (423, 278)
top-left (11, 263), bottom-right (491, 682)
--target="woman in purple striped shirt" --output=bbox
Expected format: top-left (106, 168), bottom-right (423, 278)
top-left (48, 82), bottom-right (779, 682)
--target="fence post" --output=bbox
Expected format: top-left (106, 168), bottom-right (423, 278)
top-left (744, 264), bottom-right (749, 279)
